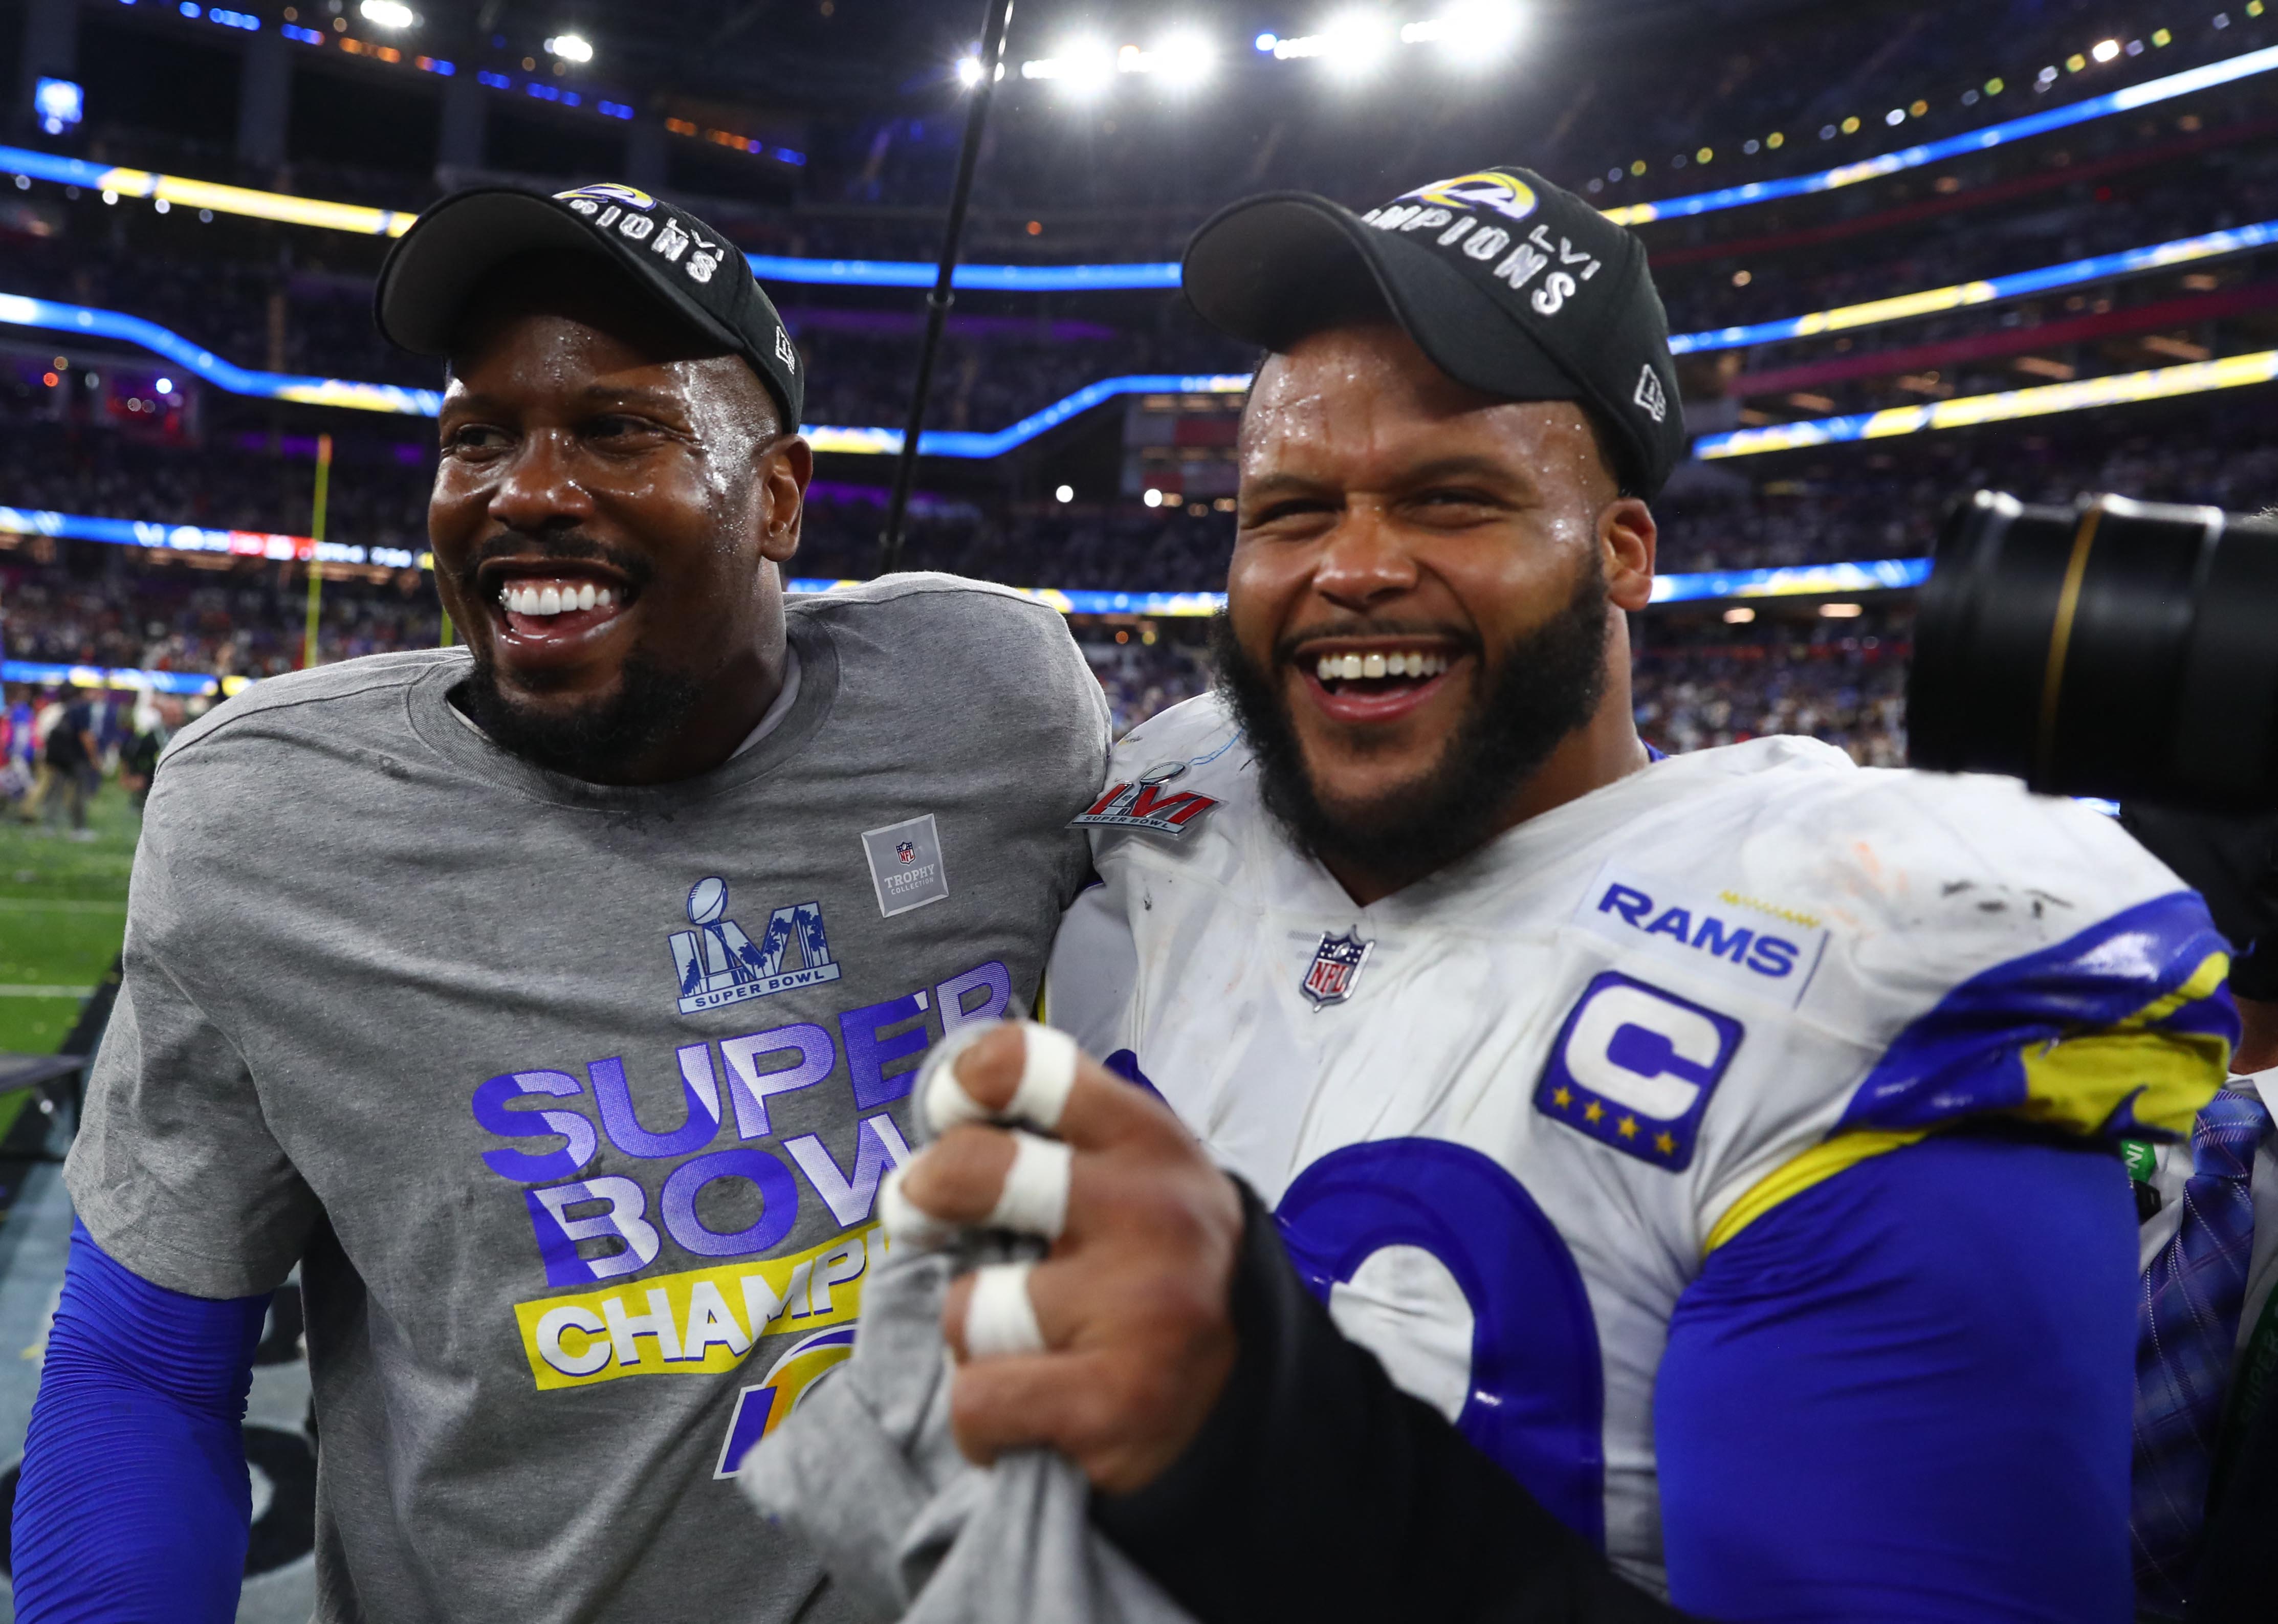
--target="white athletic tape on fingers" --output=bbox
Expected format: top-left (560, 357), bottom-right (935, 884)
top-left (985, 1131), bottom-right (1072, 1239)
top-left (917, 1019), bottom-right (1079, 1139)
top-left (1006, 1024), bottom-right (1079, 1133)
top-left (917, 1020), bottom-right (1004, 1138)
top-left (963, 1260), bottom-right (1047, 1359)
top-left (877, 1167), bottom-right (957, 1251)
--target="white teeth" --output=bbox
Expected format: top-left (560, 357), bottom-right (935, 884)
top-left (1313, 650), bottom-right (1453, 684)
top-left (499, 580), bottom-right (619, 619)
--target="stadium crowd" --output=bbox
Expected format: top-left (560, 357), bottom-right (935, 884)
top-left (9, 393), bottom-right (2274, 591)
top-left (3, 524), bottom-right (1915, 770)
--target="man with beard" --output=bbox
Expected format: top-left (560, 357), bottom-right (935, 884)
top-left (883, 167), bottom-right (2238, 1621)
top-left (12, 184), bottom-right (1106, 1620)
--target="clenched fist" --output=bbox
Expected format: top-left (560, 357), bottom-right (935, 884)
top-left (889, 1022), bottom-right (1244, 1494)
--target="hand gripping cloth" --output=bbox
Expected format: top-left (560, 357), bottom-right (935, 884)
top-left (737, 1235), bottom-right (1196, 1624)
top-left (742, 1020), bottom-right (1202, 1612)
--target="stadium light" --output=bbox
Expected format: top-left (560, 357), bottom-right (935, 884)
top-left (33, 78), bottom-right (82, 137)
top-left (1023, 38), bottom-right (1115, 95)
top-left (2093, 37), bottom-right (2122, 61)
top-left (1133, 32), bottom-right (1216, 84)
top-left (1320, 11), bottom-right (1397, 74)
top-left (359, 0), bottom-right (417, 28)
top-left (546, 33), bottom-right (594, 64)
top-left (1401, 1), bottom-right (1523, 58)
top-left (955, 54), bottom-right (984, 86)
top-left (1055, 484), bottom-right (1076, 503)
top-left (1255, 32), bottom-right (1278, 50)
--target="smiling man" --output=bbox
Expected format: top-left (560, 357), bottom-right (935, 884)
top-left (12, 184), bottom-right (1107, 1621)
top-left (1000, 167), bottom-right (2245, 1620)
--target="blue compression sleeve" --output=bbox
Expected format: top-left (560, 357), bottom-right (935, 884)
top-left (1656, 1132), bottom-right (2135, 1623)
top-left (12, 1221), bottom-right (269, 1622)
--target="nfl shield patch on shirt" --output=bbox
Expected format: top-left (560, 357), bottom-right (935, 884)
top-left (862, 815), bottom-right (950, 917)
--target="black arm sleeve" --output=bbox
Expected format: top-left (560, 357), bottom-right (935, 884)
top-left (1091, 1180), bottom-right (1692, 1624)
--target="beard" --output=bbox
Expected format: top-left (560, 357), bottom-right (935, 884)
top-left (447, 529), bottom-right (703, 782)
top-left (1211, 555), bottom-right (1612, 891)
top-left (453, 654), bottom-right (705, 782)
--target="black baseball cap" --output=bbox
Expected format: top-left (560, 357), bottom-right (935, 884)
top-left (375, 182), bottom-right (803, 427)
top-left (1182, 165), bottom-right (1685, 497)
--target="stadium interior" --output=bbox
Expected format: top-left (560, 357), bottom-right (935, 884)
top-left (0, 0), bottom-right (2276, 1611)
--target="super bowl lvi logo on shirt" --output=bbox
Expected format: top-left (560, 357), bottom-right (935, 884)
top-left (668, 878), bottom-right (842, 1015)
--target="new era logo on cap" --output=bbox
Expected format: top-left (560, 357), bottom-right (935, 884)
top-left (1634, 364), bottom-right (1668, 424)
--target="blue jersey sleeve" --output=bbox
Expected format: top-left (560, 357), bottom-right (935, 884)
top-left (1657, 1131), bottom-right (2135, 1623)
top-left (11, 1220), bottom-right (269, 1623)
top-left (1842, 890), bottom-right (2235, 1144)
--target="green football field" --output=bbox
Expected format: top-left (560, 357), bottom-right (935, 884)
top-left (0, 784), bottom-right (137, 1066)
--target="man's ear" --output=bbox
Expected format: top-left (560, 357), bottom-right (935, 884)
top-left (759, 434), bottom-right (814, 565)
top-left (1601, 498), bottom-right (1657, 612)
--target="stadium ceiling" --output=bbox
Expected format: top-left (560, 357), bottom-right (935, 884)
top-left (396, 0), bottom-right (1892, 113)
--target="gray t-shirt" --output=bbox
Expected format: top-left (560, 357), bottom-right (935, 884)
top-left (64, 574), bottom-right (1109, 1623)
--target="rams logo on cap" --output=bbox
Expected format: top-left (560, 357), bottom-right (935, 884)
top-left (1401, 170), bottom-right (1538, 223)
top-left (554, 182), bottom-right (658, 210)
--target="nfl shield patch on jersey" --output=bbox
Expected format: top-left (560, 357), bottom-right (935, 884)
top-left (1301, 929), bottom-right (1373, 1008)
top-left (1534, 971), bottom-right (1742, 1169)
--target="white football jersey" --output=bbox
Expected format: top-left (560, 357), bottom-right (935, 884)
top-left (1047, 694), bottom-right (2230, 1593)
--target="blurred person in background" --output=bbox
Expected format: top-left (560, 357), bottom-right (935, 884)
top-left (117, 692), bottom-right (183, 809)
top-left (0, 685), bottom-right (33, 806)
top-left (24, 687), bottom-right (96, 838)
top-left (2115, 806), bottom-right (2278, 1621)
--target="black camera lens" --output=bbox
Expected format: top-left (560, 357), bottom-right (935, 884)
top-left (1909, 490), bottom-right (2278, 809)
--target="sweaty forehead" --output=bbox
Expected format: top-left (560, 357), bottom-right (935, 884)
top-left (444, 254), bottom-right (776, 429)
top-left (447, 252), bottom-right (716, 375)
top-left (1242, 325), bottom-right (1599, 487)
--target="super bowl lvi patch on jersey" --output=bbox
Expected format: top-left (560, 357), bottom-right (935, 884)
top-left (1534, 971), bottom-right (1744, 1170)
top-left (1072, 761), bottom-right (1220, 835)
